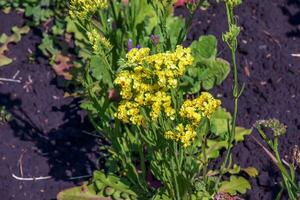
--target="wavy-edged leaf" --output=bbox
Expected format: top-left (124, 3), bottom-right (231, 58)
top-left (190, 35), bottom-right (217, 60)
top-left (57, 183), bottom-right (110, 200)
top-left (219, 176), bottom-right (251, 195)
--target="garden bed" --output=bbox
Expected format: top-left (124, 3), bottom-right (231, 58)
top-left (0, 0), bottom-right (299, 199)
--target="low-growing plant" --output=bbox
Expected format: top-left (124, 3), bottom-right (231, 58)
top-left (254, 119), bottom-right (300, 200)
top-left (0, 106), bottom-right (11, 122)
top-left (58, 0), bottom-right (257, 200)
top-left (0, 25), bottom-right (30, 67)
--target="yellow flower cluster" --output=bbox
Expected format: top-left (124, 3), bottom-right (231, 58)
top-left (164, 92), bottom-right (221, 147)
top-left (70, 0), bottom-right (108, 19)
top-left (114, 46), bottom-right (193, 125)
top-left (165, 124), bottom-right (197, 147)
top-left (180, 92), bottom-right (221, 125)
top-left (87, 29), bottom-right (112, 53)
top-left (146, 46), bottom-right (194, 89)
top-left (115, 101), bottom-right (144, 126)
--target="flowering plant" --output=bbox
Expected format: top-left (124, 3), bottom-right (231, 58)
top-left (58, 0), bottom-right (256, 199)
top-left (254, 119), bottom-right (300, 200)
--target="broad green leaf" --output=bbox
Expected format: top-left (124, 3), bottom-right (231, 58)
top-left (135, 0), bottom-right (156, 26)
top-left (205, 140), bottom-right (227, 159)
top-left (92, 171), bottom-right (137, 196)
top-left (190, 35), bottom-right (217, 61)
top-left (57, 183), bottom-right (109, 200)
top-left (90, 55), bottom-right (113, 87)
top-left (219, 176), bottom-right (251, 195)
top-left (183, 37), bottom-right (230, 93)
top-left (235, 127), bottom-right (252, 142)
top-left (210, 108), bottom-right (232, 137)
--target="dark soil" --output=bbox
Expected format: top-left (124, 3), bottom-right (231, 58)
top-left (0, 0), bottom-right (299, 199)
top-left (0, 11), bottom-right (100, 200)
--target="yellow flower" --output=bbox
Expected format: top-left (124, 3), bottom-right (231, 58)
top-left (114, 45), bottom-right (194, 126)
top-left (127, 48), bottom-right (150, 65)
top-left (180, 92), bottom-right (221, 125)
top-left (164, 124), bottom-right (197, 147)
top-left (70, 0), bottom-right (108, 19)
top-left (115, 101), bottom-right (144, 126)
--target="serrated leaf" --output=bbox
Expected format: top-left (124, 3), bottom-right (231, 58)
top-left (219, 176), bottom-right (251, 195)
top-left (242, 167), bottom-right (259, 177)
top-left (235, 127), bottom-right (252, 142)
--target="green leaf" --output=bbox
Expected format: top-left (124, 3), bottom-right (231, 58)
top-left (227, 164), bottom-right (241, 174)
top-left (0, 34), bottom-right (8, 44)
top-left (190, 35), bottom-right (217, 61)
top-left (57, 183), bottom-right (109, 200)
top-left (183, 35), bottom-right (230, 93)
top-left (90, 55), bottom-right (113, 87)
top-left (219, 176), bottom-right (251, 195)
top-left (39, 34), bottom-right (58, 57)
top-left (166, 16), bottom-right (185, 49)
top-left (242, 167), bottom-right (259, 177)
top-left (235, 127), bottom-right (252, 142)
top-left (210, 108), bottom-right (232, 137)
top-left (0, 55), bottom-right (12, 67)
top-left (205, 140), bottom-right (227, 159)
top-left (92, 171), bottom-right (137, 196)
top-left (220, 177), bottom-right (250, 195)
top-left (66, 17), bottom-right (86, 41)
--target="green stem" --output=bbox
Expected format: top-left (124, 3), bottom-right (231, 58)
top-left (201, 134), bottom-right (208, 182)
top-left (138, 139), bottom-right (147, 181)
top-left (216, 4), bottom-right (241, 189)
top-left (169, 141), bottom-right (181, 200)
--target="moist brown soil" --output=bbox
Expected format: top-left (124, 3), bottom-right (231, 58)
top-left (0, 0), bottom-right (300, 199)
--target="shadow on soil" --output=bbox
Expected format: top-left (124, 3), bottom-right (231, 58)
top-left (0, 92), bottom-right (99, 183)
top-left (282, 0), bottom-right (300, 37)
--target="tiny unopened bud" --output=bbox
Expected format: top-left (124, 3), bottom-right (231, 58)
top-left (108, 89), bottom-right (120, 102)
